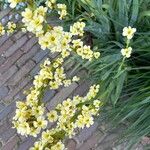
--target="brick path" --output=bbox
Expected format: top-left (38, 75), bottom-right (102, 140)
top-left (0, 9), bottom-right (145, 150)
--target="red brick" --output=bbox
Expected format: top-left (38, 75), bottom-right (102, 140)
top-left (1, 15), bottom-right (9, 26)
top-left (0, 102), bottom-right (16, 121)
top-left (0, 8), bottom-right (11, 20)
top-left (10, 31), bottom-right (24, 42)
top-left (78, 130), bottom-right (105, 150)
top-left (141, 137), bottom-right (150, 145)
top-left (0, 65), bottom-right (18, 86)
top-left (0, 86), bottom-right (9, 99)
top-left (4, 35), bottom-right (28, 58)
top-left (49, 52), bottom-right (59, 59)
top-left (14, 82), bottom-right (32, 101)
top-left (0, 56), bottom-right (5, 66)
top-left (16, 44), bottom-right (40, 67)
top-left (0, 119), bottom-right (11, 135)
top-left (0, 35), bottom-right (10, 47)
top-left (0, 127), bottom-right (16, 144)
top-left (46, 82), bottom-right (78, 110)
top-left (21, 36), bottom-right (38, 53)
top-left (30, 55), bottom-right (50, 77)
top-left (32, 50), bottom-right (48, 63)
top-left (17, 137), bottom-right (36, 150)
top-left (0, 50), bottom-right (23, 74)
top-left (72, 81), bottom-right (90, 97)
top-left (13, 82), bottom-right (33, 102)
top-left (3, 76), bottom-right (32, 104)
top-left (0, 26), bottom-right (21, 48)
top-left (2, 135), bottom-right (20, 150)
top-left (7, 60), bottom-right (35, 87)
top-left (0, 38), bottom-right (14, 55)
top-left (64, 59), bottom-right (75, 71)
top-left (67, 139), bottom-right (77, 150)
top-left (76, 122), bottom-right (99, 145)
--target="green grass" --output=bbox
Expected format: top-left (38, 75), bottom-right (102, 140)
top-left (65, 0), bottom-right (150, 148)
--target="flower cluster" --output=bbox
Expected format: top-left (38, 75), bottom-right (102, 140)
top-left (0, 23), bottom-right (5, 36)
top-left (121, 26), bottom-right (136, 58)
top-left (33, 58), bottom-right (79, 90)
top-left (0, 21), bottom-right (17, 36)
top-left (22, 6), bottom-right (48, 37)
top-left (70, 21), bottom-right (86, 36)
top-left (57, 4), bottom-right (67, 20)
top-left (54, 85), bottom-right (100, 136)
top-left (12, 57), bottom-right (79, 137)
top-left (7, 21), bottom-right (17, 34)
top-left (39, 26), bottom-right (72, 58)
top-left (39, 23), bottom-right (100, 61)
top-left (46, 0), bottom-right (56, 9)
top-left (6, 0), bottom-right (101, 61)
top-left (72, 39), bottom-right (100, 60)
top-left (30, 85), bottom-right (102, 150)
top-left (30, 130), bottom-right (65, 150)
top-left (12, 101), bottom-right (47, 137)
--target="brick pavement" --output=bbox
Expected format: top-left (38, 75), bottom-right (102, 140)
top-left (0, 8), bottom-right (145, 150)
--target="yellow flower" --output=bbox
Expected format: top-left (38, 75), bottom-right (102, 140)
top-left (70, 22), bottom-right (85, 36)
top-left (94, 52), bottom-right (101, 59)
top-left (76, 115), bottom-right (85, 129)
top-left (121, 47), bottom-right (132, 58)
top-left (72, 76), bottom-right (80, 82)
top-left (33, 117), bottom-right (48, 129)
top-left (122, 26), bottom-right (136, 39)
top-left (8, 0), bottom-right (21, 8)
top-left (29, 142), bottom-right (43, 150)
top-left (16, 101), bottom-right (27, 110)
top-left (72, 39), bottom-right (83, 49)
top-left (72, 96), bottom-right (82, 105)
top-left (28, 16), bottom-right (44, 32)
top-left (32, 106), bottom-right (45, 117)
top-left (0, 23), bottom-right (5, 35)
top-left (56, 104), bottom-right (62, 110)
top-left (43, 58), bottom-right (51, 66)
top-left (57, 4), bottom-right (67, 19)
top-left (84, 116), bottom-right (94, 128)
top-left (86, 84), bottom-right (100, 100)
top-left (22, 8), bottom-right (33, 23)
top-left (13, 109), bottom-right (26, 121)
top-left (51, 141), bottom-right (65, 150)
top-left (46, 0), bottom-right (56, 9)
top-left (30, 128), bottom-right (41, 137)
top-left (62, 98), bottom-right (72, 108)
top-left (63, 79), bottom-right (71, 87)
top-left (39, 31), bottom-right (59, 50)
top-left (47, 110), bottom-right (58, 122)
top-left (18, 122), bottom-right (31, 135)
top-left (49, 81), bottom-right (59, 89)
top-left (7, 22), bottom-right (16, 34)
top-left (76, 45), bottom-right (95, 60)
top-left (34, 6), bottom-right (47, 18)
top-left (93, 100), bottom-right (102, 108)
top-left (42, 130), bottom-right (54, 143)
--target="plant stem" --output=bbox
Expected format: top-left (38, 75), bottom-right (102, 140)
top-left (27, 0), bottom-right (34, 7)
top-left (118, 57), bottom-right (126, 71)
top-left (126, 39), bottom-right (130, 48)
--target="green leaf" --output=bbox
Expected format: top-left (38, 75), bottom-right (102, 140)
top-left (129, 0), bottom-right (139, 25)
